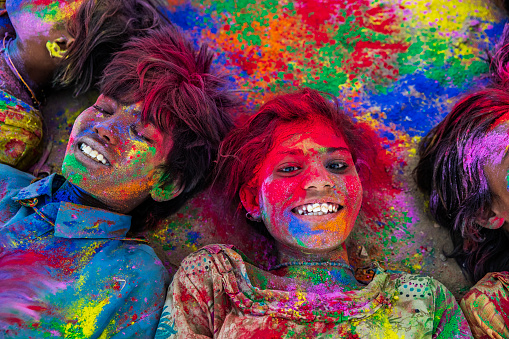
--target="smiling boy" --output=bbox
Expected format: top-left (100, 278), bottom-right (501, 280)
top-left (0, 26), bottom-right (236, 338)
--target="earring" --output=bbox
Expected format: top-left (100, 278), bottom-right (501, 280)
top-left (46, 41), bottom-right (65, 59)
top-left (486, 216), bottom-right (505, 230)
top-left (246, 212), bottom-right (262, 222)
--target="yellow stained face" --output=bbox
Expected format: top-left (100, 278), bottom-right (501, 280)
top-left (62, 94), bottom-right (174, 213)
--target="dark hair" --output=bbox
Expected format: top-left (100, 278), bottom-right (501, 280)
top-left (99, 26), bottom-right (237, 232)
top-left (215, 88), bottom-right (388, 218)
top-left (415, 88), bottom-right (509, 283)
top-left (54, 0), bottom-right (171, 96)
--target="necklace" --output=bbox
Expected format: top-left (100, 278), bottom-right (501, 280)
top-left (2, 34), bottom-right (41, 108)
top-left (269, 260), bottom-right (355, 274)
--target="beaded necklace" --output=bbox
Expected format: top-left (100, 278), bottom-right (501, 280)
top-left (2, 34), bottom-right (42, 108)
top-left (269, 260), bottom-right (355, 274)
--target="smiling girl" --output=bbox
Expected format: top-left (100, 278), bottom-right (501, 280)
top-left (155, 89), bottom-right (472, 338)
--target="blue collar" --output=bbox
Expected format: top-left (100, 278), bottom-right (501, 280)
top-left (12, 173), bottom-right (57, 201)
top-left (12, 175), bottom-right (131, 239)
top-left (53, 202), bottom-right (131, 239)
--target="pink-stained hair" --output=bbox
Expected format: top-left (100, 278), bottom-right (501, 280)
top-left (215, 88), bottom-right (394, 221)
top-left (99, 26), bottom-right (237, 231)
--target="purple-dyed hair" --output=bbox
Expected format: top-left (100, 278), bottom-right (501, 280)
top-left (415, 88), bottom-right (509, 283)
top-left (99, 26), bottom-right (237, 231)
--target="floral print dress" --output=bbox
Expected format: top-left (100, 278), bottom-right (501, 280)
top-left (460, 272), bottom-right (509, 338)
top-left (156, 244), bottom-right (472, 338)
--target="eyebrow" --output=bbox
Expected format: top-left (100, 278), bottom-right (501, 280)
top-left (325, 147), bottom-right (350, 154)
top-left (275, 147), bottom-right (350, 156)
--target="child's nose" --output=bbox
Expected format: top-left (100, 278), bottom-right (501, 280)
top-left (93, 119), bottom-right (120, 145)
top-left (301, 165), bottom-right (335, 191)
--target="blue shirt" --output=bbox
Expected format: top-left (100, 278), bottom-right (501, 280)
top-left (0, 164), bottom-right (170, 338)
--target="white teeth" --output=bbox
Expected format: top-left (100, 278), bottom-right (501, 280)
top-left (294, 202), bottom-right (341, 216)
top-left (79, 143), bottom-right (108, 165)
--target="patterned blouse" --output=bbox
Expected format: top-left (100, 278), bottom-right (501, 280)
top-left (460, 272), bottom-right (509, 338)
top-left (156, 244), bottom-right (473, 338)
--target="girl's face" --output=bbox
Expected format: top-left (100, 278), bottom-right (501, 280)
top-left (242, 120), bottom-right (363, 253)
top-left (482, 116), bottom-right (509, 229)
top-left (62, 94), bottom-right (175, 213)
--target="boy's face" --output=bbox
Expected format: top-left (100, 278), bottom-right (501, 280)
top-left (62, 94), bottom-right (175, 213)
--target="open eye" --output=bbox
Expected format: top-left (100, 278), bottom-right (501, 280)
top-left (277, 164), bottom-right (301, 176)
top-left (327, 161), bottom-right (348, 173)
top-left (93, 105), bottom-right (113, 116)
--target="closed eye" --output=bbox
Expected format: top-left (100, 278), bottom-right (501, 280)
top-left (93, 105), bottom-right (113, 115)
top-left (130, 125), bottom-right (153, 143)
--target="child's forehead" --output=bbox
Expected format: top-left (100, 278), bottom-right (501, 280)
top-left (10, 0), bottom-right (84, 20)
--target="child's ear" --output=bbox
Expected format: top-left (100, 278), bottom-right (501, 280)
top-left (150, 171), bottom-right (185, 202)
top-left (476, 202), bottom-right (506, 230)
top-left (239, 182), bottom-right (261, 221)
top-left (46, 37), bottom-right (74, 59)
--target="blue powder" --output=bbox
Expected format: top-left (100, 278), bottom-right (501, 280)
top-left (366, 72), bottom-right (462, 136)
top-left (186, 231), bottom-right (202, 246)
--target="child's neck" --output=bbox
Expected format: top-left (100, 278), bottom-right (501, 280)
top-left (53, 180), bottom-right (110, 210)
top-left (246, 243), bottom-right (362, 293)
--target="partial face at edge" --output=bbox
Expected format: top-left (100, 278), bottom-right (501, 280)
top-left (7, 0), bottom-right (82, 52)
top-left (242, 120), bottom-right (363, 253)
top-left (62, 94), bottom-right (175, 213)
top-left (481, 116), bottom-right (509, 229)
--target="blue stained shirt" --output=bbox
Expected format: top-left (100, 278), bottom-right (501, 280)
top-left (0, 164), bottom-right (170, 338)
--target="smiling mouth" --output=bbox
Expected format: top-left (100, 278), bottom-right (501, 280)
top-left (78, 142), bottom-right (110, 165)
top-left (292, 203), bottom-right (342, 216)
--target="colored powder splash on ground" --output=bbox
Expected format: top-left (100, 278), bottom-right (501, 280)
top-left (157, 0), bottom-right (505, 278)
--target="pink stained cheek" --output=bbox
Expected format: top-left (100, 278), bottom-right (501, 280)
top-left (343, 173), bottom-right (363, 208)
top-left (65, 135), bottom-right (75, 153)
